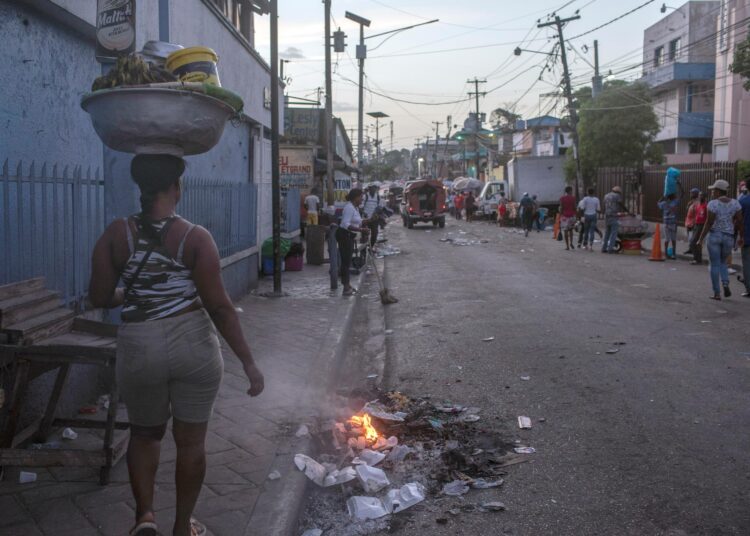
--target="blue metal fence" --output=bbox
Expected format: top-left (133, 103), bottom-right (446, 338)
top-left (180, 176), bottom-right (258, 257)
top-left (281, 188), bottom-right (300, 234)
top-left (0, 159), bottom-right (105, 309)
top-left (0, 162), bottom-right (258, 310)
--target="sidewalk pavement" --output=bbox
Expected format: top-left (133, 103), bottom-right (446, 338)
top-left (0, 263), bottom-right (359, 536)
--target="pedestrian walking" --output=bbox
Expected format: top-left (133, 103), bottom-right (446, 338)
top-left (695, 179), bottom-right (744, 300)
top-left (657, 182), bottom-right (683, 260)
top-left (688, 193), bottom-right (708, 265)
top-left (496, 193), bottom-right (508, 226)
top-left (362, 184), bottom-right (383, 247)
top-left (465, 191), bottom-right (476, 222)
top-left (454, 192), bottom-right (464, 220)
top-left (304, 190), bottom-right (321, 226)
top-left (448, 191), bottom-right (456, 218)
top-left (520, 192), bottom-right (535, 237)
top-left (88, 154), bottom-right (265, 536)
top-left (602, 186), bottom-right (626, 253)
top-left (684, 188), bottom-right (700, 254)
top-left (338, 188), bottom-right (369, 296)
top-left (739, 186), bottom-right (750, 297)
top-left (558, 186), bottom-right (577, 249)
top-left (577, 188), bottom-right (600, 250)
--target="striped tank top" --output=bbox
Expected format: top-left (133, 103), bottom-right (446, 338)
top-left (121, 215), bottom-right (198, 322)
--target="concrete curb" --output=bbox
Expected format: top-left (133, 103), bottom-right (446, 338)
top-left (244, 269), bottom-right (366, 536)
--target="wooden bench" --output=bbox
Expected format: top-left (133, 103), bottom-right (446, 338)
top-left (0, 278), bottom-right (129, 485)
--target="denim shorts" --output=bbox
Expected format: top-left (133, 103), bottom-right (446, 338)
top-left (116, 309), bottom-right (223, 426)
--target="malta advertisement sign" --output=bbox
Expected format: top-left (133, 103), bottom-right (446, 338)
top-left (280, 148), bottom-right (314, 189)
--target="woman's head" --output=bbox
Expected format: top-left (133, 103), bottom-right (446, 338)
top-left (347, 188), bottom-right (363, 205)
top-left (709, 179), bottom-right (730, 198)
top-left (131, 154), bottom-right (186, 214)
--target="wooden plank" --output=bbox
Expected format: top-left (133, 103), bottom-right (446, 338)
top-left (0, 448), bottom-right (106, 467)
top-left (18, 352), bottom-right (114, 366)
top-left (10, 418), bottom-right (43, 448)
top-left (3, 309), bottom-right (75, 345)
top-left (0, 290), bottom-right (61, 329)
top-left (0, 278), bottom-right (45, 301)
top-left (36, 364), bottom-right (70, 443)
top-left (54, 418), bottom-right (129, 431)
top-left (72, 317), bottom-right (119, 338)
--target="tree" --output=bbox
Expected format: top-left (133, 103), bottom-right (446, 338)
top-left (565, 80), bottom-right (663, 187)
top-left (730, 27), bottom-right (750, 90)
top-left (489, 105), bottom-right (520, 131)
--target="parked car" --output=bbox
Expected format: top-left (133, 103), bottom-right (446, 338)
top-left (401, 179), bottom-right (447, 228)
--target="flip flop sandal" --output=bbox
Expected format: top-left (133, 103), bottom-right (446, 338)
top-left (190, 518), bottom-right (207, 536)
top-left (129, 521), bottom-right (159, 536)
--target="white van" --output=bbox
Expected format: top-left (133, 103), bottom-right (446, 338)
top-left (475, 181), bottom-right (508, 218)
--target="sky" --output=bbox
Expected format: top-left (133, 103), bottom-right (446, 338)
top-left (251, 0), bottom-right (703, 151)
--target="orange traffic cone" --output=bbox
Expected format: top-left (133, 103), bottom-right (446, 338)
top-left (648, 223), bottom-right (665, 261)
top-left (552, 213), bottom-right (561, 241)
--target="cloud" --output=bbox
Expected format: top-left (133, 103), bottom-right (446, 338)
top-left (334, 102), bottom-right (359, 112)
top-left (281, 46), bottom-right (306, 59)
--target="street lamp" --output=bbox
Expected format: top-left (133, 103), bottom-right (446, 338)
top-left (417, 157), bottom-right (425, 177)
top-left (660, 3), bottom-right (687, 17)
top-left (345, 13), bottom-right (439, 167)
top-left (367, 111), bottom-right (388, 163)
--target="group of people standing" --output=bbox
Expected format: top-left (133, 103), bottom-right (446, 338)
top-left (448, 190), bottom-right (477, 221)
top-left (558, 185), bottom-right (627, 253)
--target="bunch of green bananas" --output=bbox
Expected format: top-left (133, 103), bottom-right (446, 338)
top-left (91, 55), bottom-right (177, 91)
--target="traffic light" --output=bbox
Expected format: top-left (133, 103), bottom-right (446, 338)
top-left (333, 29), bottom-right (347, 53)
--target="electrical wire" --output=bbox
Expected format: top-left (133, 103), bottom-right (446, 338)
top-left (568, 0), bottom-right (657, 41)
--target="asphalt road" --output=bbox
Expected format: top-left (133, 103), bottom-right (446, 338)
top-left (371, 216), bottom-right (750, 536)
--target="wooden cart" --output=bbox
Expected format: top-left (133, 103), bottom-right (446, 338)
top-left (0, 278), bottom-right (129, 484)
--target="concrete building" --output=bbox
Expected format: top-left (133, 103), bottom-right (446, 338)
top-left (510, 116), bottom-right (572, 157)
top-left (1, 0), bottom-right (284, 300)
top-left (641, 1), bottom-right (719, 164)
top-left (712, 0), bottom-right (750, 162)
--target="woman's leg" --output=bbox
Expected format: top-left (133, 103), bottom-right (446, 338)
top-left (127, 424), bottom-right (167, 526)
top-left (707, 234), bottom-right (722, 296)
top-left (337, 233), bottom-right (352, 289)
top-left (720, 235), bottom-right (733, 288)
top-left (172, 419), bottom-right (209, 536)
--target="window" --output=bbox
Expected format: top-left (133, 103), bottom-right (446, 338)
top-left (654, 46), bottom-right (665, 67)
top-left (210, 0), bottom-right (254, 43)
top-left (668, 38), bottom-right (681, 61)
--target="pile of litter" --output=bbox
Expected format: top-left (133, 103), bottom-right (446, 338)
top-left (373, 244), bottom-right (401, 258)
top-left (298, 392), bottom-right (532, 535)
top-left (439, 236), bottom-right (489, 247)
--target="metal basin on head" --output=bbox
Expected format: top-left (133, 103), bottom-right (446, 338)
top-left (81, 87), bottom-right (236, 156)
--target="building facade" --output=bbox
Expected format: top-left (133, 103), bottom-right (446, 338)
top-left (712, 0), bottom-right (750, 162)
top-left (641, 1), bottom-right (719, 164)
top-left (510, 116), bottom-right (572, 158)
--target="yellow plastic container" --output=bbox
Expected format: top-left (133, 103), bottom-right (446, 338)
top-left (166, 46), bottom-right (221, 86)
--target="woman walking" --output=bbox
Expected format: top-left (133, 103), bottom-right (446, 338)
top-left (337, 188), bottom-right (369, 296)
top-left (696, 179), bottom-right (744, 300)
top-left (89, 154), bottom-right (265, 536)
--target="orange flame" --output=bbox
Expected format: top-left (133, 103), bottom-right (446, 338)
top-left (349, 414), bottom-right (379, 443)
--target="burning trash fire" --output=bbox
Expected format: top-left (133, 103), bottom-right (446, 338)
top-left (348, 414), bottom-right (379, 443)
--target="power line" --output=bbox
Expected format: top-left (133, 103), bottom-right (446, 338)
top-left (569, 0), bottom-right (656, 40)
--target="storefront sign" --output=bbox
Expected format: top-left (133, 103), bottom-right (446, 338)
top-left (280, 148), bottom-right (314, 189)
top-left (284, 108), bottom-right (321, 144)
top-left (96, 0), bottom-right (136, 62)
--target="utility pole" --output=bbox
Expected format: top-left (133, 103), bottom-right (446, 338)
top-left (270, 0), bottom-right (282, 294)
top-left (467, 77), bottom-right (486, 178)
top-left (324, 0), bottom-right (335, 206)
top-left (431, 121), bottom-right (442, 178)
top-left (592, 40), bottom-right (603, 98)
top-left (538, 14), bottom-right (582, 198)
top-left (390, 120), bottom-right (394, 152)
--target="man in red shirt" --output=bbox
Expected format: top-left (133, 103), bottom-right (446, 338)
top-left (559, 186), bottom-right (578, 250)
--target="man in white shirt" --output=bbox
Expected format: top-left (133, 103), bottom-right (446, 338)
top-left (577, 188), bottom-right (601, 250)
top-left (304, 191), bottom-right (321, 226)
top-left (361, 184), bottom-right (382, 247)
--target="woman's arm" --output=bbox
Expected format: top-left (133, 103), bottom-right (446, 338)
top-left (89, 222), bottom-right (126, 309)
top-left (189, 227), bottom-right (264, 397)
top-left (696, 211), bottom-right (715, 245)
top-left (734, 209), bottom-right (744, 247)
